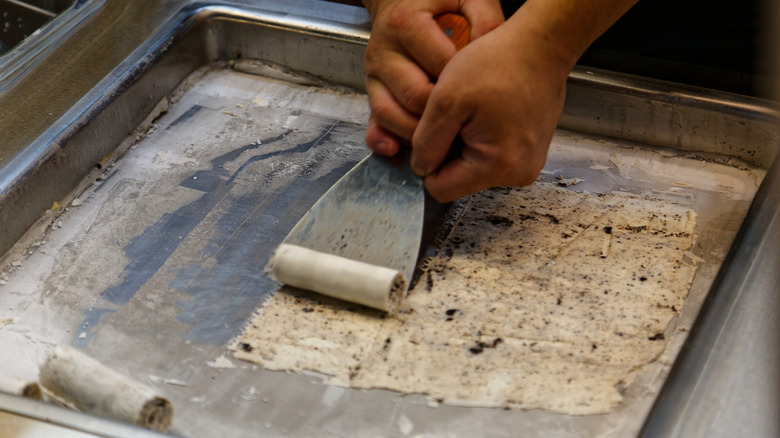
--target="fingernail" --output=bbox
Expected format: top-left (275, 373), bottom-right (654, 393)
top-left (375, 140), bottom-right (390, 155)
top-left (411, 158), bottom-right (432, 177)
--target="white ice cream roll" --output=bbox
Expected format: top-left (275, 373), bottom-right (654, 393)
top-left (39, 346), bottom-right (173, 432)
top-left (265, 243), bottom-right (406, 313)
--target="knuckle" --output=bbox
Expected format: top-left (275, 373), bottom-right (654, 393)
top-left (430, 92), bottom-right (459, 117)
top-left (362, 43), bottom-right (383, 72)
top-left (385, 8), bottom-right (410, 34)
top-left (371, 101), bottom-right (395, 125)
top-left (399, 84), bottom-right (428, 114)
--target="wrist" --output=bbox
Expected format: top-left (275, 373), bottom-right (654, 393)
top-left (500, 13), bottom-right (579, 81)
top-left (508, 0), bottom-right (638, 70)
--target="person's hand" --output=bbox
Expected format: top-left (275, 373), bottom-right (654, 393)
top-left (410, 14), bottom-right (576, 202)
top-left (361, 0), bottom-right (504, 156)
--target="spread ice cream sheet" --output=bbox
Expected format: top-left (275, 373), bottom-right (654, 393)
top-left (234, 183), bottom-right (697, 415)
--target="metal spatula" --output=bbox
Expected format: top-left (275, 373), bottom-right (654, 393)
top-left (273, 13), bottom-right (470, 307)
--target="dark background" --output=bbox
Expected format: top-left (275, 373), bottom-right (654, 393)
top-left (500, 0), bottom-right (767, 98)
top-left (332, 0), bottom-right (771, 98)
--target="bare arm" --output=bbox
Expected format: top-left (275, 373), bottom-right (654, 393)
top-left (410, 0), bottom-right (639, 201)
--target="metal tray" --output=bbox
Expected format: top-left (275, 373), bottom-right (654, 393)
top-left (0, 2), bottom-right (778, 437)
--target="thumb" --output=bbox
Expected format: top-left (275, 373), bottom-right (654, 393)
top-left (410, 93), bottom-right (465, 177)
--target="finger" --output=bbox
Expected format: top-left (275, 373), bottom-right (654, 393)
top-left (425, 137), bottom-right (549, 201)
top-left (460, 0), bottom-right (505, 39)
top-left (364, 49), bottom-right (435, 115)
top-left (396, 14), bottom-right (459, 78)
top-left (365, 117), bottom-right (401, 156)
top-left (366, 76), bottom-right (420, 142)
top-left (410, 112), bottom-right (461, 177)
top-left (411, 88), bottom-right (468, 177)
top-left (422, 147), bottom-right (492, 202)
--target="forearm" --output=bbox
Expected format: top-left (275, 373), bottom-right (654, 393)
top-left (360, 0), bottom-right (379, 19)
top-left (361, 0), bottom-right (391, 19)
top-left (509, 0), bottom-right (639, 69)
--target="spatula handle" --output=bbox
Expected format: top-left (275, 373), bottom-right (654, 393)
top-left (432, 13), bottom-right (470, 163)
top-left (435, 13), bottom-right (470, 51)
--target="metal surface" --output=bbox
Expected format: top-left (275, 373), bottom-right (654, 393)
top-left (0, 65), bottom-right (766, 436)
top-left (0, 391), bottom-right (169, 438)
top-left (0, 1), bottom-right (777, 437)
top-left (639, 155), bottom-right (780, 437)
top-left (563, 67), bottom-right (779, 168)
top-left (284, 153), bottom-right (424, 289)
top-left (0, 63), bottom-right (764, 436)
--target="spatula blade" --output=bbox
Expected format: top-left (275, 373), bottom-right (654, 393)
top-left (283, 153), bottom-right (424, 288)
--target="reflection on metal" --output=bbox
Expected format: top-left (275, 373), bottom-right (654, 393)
top-left (563, 67), bottom-right (780, 169)
top-left (0, 0), bottom-right (105, 90)
top-left (0, 1), bottom-right (370, 261)
top-left (6, 0), bottom-right (58, 19)
top-left (2, 0), bottom-right (72, 53)
top-left (0, 391), bottom-right (169, 438)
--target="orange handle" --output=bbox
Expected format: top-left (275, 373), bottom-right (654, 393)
top-left (434, 13), bottom-right (470, 51)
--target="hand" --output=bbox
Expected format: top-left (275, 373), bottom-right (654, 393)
top-left (411, 16), bottom-right (576, 202)
top-left (361, 0), bottom-right (505, 156)
top-left (408, 0), bottom-right (639, 202)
